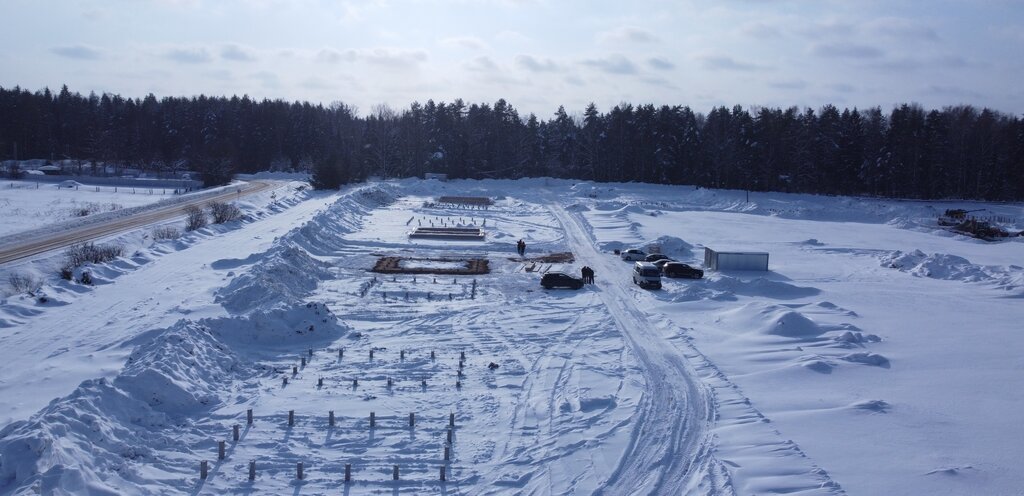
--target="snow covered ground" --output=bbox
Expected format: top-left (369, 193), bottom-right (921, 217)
top-left (0, 180), bottom-right (176, 239)
top-left (0, 178), bottom-right (1021, 495)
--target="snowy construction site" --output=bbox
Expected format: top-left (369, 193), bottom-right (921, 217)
top-left (0, 177), bottom-right (1022, 495)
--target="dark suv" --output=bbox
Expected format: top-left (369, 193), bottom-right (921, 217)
top-left (662, 262), bottom-right (704, 279)
top-left (541, 272), bottom-right (584, 289)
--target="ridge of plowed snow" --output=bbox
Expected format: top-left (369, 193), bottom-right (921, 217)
top-left (0, 301), bottom-right (347, 495)
top-left (215, 246), bottom-right (331, 314)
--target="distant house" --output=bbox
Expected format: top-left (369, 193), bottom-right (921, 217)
top-left (425, 173), bottom-right (448, 181)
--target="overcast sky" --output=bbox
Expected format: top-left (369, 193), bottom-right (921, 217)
top-left (2, 0), bottom-right (1022, 117)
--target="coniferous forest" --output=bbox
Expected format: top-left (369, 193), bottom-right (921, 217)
top-left (1, 85), bottom-right (1022, 200)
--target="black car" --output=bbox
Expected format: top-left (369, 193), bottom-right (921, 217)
top-left (645, 253), bottom-right (672, 263)
top-left (662, 262), bottom-right (704, 279)
top-left (652, 258), bottom-right (675, 269)
top-left (540, 272), bottom-right (584, 289)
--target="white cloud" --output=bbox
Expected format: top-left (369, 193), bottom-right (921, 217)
top-left (316, 48), bottom-right (356, 64)
top-left (867, 17), bottom-right (939, 42)
top-left (516, 54), bottom-right (560, 73)
top-left (361, 48), bottom-right (428, 68)
top-left (162, 47), bottom-right (212, 64)
top-left (600, 26), bottom-right (660, 44)
top-left (496, 30), bottom-right (532, 45)
top-left (581, 54), bottom-right (637, 75)
top-left (647, 57), bottom-right (674, 71)
top-left (696, 55), bottom-right (764, 72)
top-left (221, 44), bottom-right (256, 62)
top-left (811, 42), bottom-right (884, 59)
top-left (464, 56), bottom-right (498, 72)
top-left (740, 21), bottom-right (783, 40)
top-left (440, 36), bottom-right (489, 51)
top-left (51, 44), bottom-right (103, 60)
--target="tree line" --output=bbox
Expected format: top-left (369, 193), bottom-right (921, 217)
top-left (1, 85), bottom-right (1022, 200)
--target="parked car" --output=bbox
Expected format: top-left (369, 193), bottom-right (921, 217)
top-left (662, 262), bottom-right (704, 279)
top-left (652, 258), bottom-right (675, 269)
top-left (645, 253), bottom-right (672, 263)
top-left (620, 248), bottom-right (647, 261)
top-left (632, 262), bottom-right (662, 289)
top-left (540, 272), bottom-right (584, 290)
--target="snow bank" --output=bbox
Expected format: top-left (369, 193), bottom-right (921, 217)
top-left (667, 272), bottom-right (819, 301)
top-left (0, 320), bottom-right (253, 494)
top-left (207, 301), bottom-right (347, 348)
top-left (880, 249), bottom-right (1024, 294)
top-left (649, 235), bottom-right (694, 259)
top-left (215, 245), bottom-right (331, 313)
top-left (284, 184), bottom-right (400, 255)
top-left (0, 378), bottom-right (169, 495)
top-left (0, 301), bottom-right (345, 494)
top-left (114, 321), bottom-right (254, 415)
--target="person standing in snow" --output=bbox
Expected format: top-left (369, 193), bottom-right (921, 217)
top-left (582, 266), bottom-right (595, 284)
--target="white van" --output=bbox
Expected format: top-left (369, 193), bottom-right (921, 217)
top-left (632, 261), bottom-right (662, 289)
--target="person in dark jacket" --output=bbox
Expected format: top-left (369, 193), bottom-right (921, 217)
top-left (581, 266), bottom-right (595, 284)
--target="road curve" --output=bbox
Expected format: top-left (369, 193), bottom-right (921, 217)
top-left (0, 180), bottom-right (278, 265)
top-left (549, 204), bottom-right (725, 495)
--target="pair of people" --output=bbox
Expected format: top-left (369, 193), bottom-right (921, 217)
top-left (581, 266), bottom-right (595, 284)
top-left (516, 239), bottom-right (527, 256)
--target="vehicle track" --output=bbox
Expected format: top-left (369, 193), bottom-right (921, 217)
top-left (549, 204), bottom-right (725, 495)
top-left (0, 181), bottom-right (277, 265)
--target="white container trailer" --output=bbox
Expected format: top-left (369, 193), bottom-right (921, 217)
top-left (704, 247), bottom-right (769, 271)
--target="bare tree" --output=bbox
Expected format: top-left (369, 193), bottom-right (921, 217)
top-left (208, 201), bottom-right (242, 224)
top-left (185, 205), bottom-right (207, 231)
top-left (8, 272), bottom-right (42, 295)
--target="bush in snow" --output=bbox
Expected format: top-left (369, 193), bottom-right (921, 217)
top-left (59, 264), bottom-right (73, 280)
top-left (72, 202), bottom-right (123, 217)
top-left (7, 272), bottom-right (42, 295)
top-left (184, 204), bottom-right (207, 231)
top-left (151, 226), bottom-right (181, 240)
top-left (63, 242), bottom-right (124, 267)
top-left (208, 201), bottom-right (242, 224)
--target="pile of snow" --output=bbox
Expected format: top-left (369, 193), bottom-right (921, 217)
top-left (0, 378), bottom-right (173, 494)
top-left (705, 275), bottom-right (820, 300)
top-left (649, 235), bottom-right (694, 259)
top-left (207, 302), bottom-right (348, 348)
top-left (284, 185), bottom-right (401, 255)
top-left (114, 321), bottom-right (256, 415)
top-left (880, 249), bottom-right (1024, 294)
top-left (215, 245), bottom-right (331, 314)
top-left (0, 320), bottom-right (256, 494)
top-left (593, 200), bottom-right (627, 211)
top-left (0, 301), bottom-right (345, 494)
top-left (761, 308), bottom-right (826, 338)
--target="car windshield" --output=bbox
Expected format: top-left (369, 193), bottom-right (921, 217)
top-left (641, 268), bottom-right (660, 276)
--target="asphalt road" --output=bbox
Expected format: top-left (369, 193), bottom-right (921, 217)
top-left (0, 180), bottom-right (278, 265)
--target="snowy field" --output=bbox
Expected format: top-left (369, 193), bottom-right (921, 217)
top-left (0, 178), bottom-right (1022, 495)
top-left (0, 180), bottom-right (176, 239)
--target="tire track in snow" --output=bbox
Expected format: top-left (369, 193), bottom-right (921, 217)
top-left (549, 204), bottom-right (723, 495)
